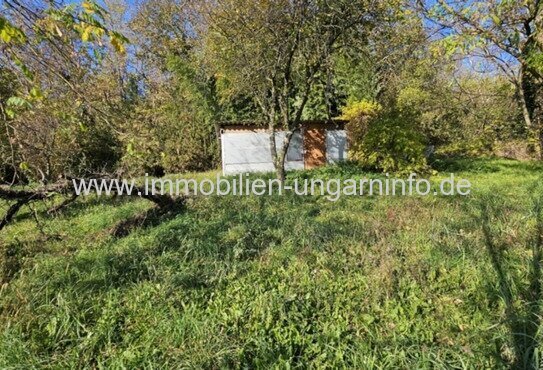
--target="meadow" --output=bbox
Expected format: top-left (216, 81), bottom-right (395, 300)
top-left (1, 158), bottom-right (542, 369)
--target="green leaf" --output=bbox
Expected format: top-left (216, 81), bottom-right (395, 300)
top-left (81, 25), bottom-right (93, 42)
top-left (489, 14), bottom-right (500, 26)
top-left (29, 87), bottom-right (44, 100)
top-left (82, 1), bottom-right (106, 21)
top-left (82, 1), bottom-right (95, 14)
top-left (0, 16), bottom-right (26, 43)
top-left (14, 58), bottom-right (34, 80)
top-left (127, 142), bottom-right (135, 155)
top-left (6, 96), bottom-right (31, 108)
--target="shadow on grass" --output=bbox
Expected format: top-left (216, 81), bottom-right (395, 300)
top-left (53, 195), bottom-right (134, 217)
top-left (431, 156), bottom-right (502, 173)
top-left (28, 193), bottom-right (367, 296)
top-left (7, 195), bottom-right (134, 226)
top-left (477, 192), bottom-right (543, 369)
top-left (432, 155), bottom-right (543, 175)
top-left (109, 200), bottom-right (186, 238)
top-left (12, 196), bottom-right (253, 293)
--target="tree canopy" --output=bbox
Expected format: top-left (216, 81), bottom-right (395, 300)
top-left (0, 0), bottom-right (541, 183)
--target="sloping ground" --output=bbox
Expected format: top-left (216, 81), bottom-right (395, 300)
top-left (1, 159), bottom-right (542, 368)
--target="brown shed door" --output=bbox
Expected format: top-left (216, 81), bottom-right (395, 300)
top-left (303, 127), bottom-right (326, 169)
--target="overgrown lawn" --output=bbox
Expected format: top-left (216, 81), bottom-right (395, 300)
top-left (1, 158), bottom-right (542, 368)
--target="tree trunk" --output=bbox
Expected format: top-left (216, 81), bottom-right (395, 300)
top-left (276, 130), bottom-right (296, 183)
top-left (0, 178), bottom-right (183, 231)
top-left (268, 126), bottom-right (281, 180)
top-left (268, 128), bottom-right (297, 184)
top-left (539, 126), bottom-right (543, 160)
top-left (517, 78), bottom-right (533, 130)
top-left (519, 63), bottom-right (543, 158)
top-left (276, 153), bottom-right (286, 183)
top-left (534, 0), bottom-right (543, 157)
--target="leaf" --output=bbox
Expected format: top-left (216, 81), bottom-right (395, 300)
top-left (81, 25), bottom-right (93, 42)
top-left (29, 87), bottom-right (44, 100)
top-left (54, 24), bottom-right (63, 37)
top-left (81, 1), bottom-right (106, 21)
top-left (6, 96), bottom-right (31, 108)
top-left (127, 142), bottom-right (135, 155)
top-left (14, 58), bottom-right (34, 80)
top-left (110, 32), bottom-right (129, 54)
top-left (489, 14), bottom-right (500, 26)
top-left (5, 96), bottom-right (32, 118)
top-left (0, 16), bottom-right (26, 43)
top-left (110, 35), bottom-right (124, 53)
top-left (93, 48), bottom-right (103, 63)
top-left (82, 1), bottom-right (95, 14)
top-left (19, 162), bottom-right (29, 171)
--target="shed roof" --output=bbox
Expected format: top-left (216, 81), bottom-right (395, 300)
top-left (220, 120), bottom-right (347, 132)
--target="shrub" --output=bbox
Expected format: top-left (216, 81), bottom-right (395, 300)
top-left (341, 100), bottom-right (428, 174)
top-left (4, 99), bottom-right (122, 181)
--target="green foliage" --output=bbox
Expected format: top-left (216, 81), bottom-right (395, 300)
top-left (21, 102), bottom-right (122, 178)
top-left (436, 138), bottom-right (493, 158)
top-left (358, 112), bottom-right (428, 174)
top-left (393, 55), bottom-right (523, 157)
top-left (423, 0), bottom-right (542, 145)
top-left (5, 96), bottom-right (31, 119)
top-left (1, 0), bottom-right (533, 182)
top-left (44, 0), bottom-right (129, 53)
top-left (71, 123), bottom-right (122, 176)
top-left (527, 50), bottom-right (543, 76)
top-left (0, 17), bottom-right (26, 43)
top-left (342, 101), bottom-right (428, 173)
top-left (0, 0), bottom-right (130, 158)
top-left (334, 52), bottom-right (380, 103)
top-left (339, 99), bottom-right (382, 121)
top-left (118, 54), bottom-right (221, 175)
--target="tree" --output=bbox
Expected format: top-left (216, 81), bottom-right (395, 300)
top-left (0, 0), bottom-right (128, 99)
top-left (124, 0), bottom-right (242, 174)
top-left (0, 1), bottom-right (188, 230)
top-left (201, 0), bottom-right (386, 182)
top-left (418, 0), bottom-right (543, 156)
top-left (0, 0), bottom-right (129, 181)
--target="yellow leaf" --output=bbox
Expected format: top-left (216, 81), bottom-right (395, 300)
top-left (81, 25), bottom-right (98, 42)
top-left (110, 35), bottom-right (125, 54)
top-left (29, 87), bottom-right (44, 100)
top-left (82, 1), bottom-right (95, 14)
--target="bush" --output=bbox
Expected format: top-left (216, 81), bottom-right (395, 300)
top-left (341, 100), bottom-right (428, 174)
top-left (4, 100), bottom-right (122, 181)
top-left (118, 106), bottom-right (219, 176)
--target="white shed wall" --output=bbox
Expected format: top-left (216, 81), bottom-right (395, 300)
top-left (221, 129), bottom-right (348, 175)
top-left (326, 130), bottom-right (348, 163)
top-left (221, 131), bottom-right (304, 175)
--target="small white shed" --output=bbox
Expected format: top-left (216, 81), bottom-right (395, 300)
top-left (220, 121), bottom-right (348, 175)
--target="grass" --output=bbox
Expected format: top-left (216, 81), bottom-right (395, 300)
top-left (0, 158), bottom-right (542, 368)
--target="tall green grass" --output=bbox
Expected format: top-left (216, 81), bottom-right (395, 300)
top-left (0, 158), bottom-right (542, 368)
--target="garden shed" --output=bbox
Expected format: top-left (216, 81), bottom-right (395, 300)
top-left (220, 121), bottom-right (348, 175)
